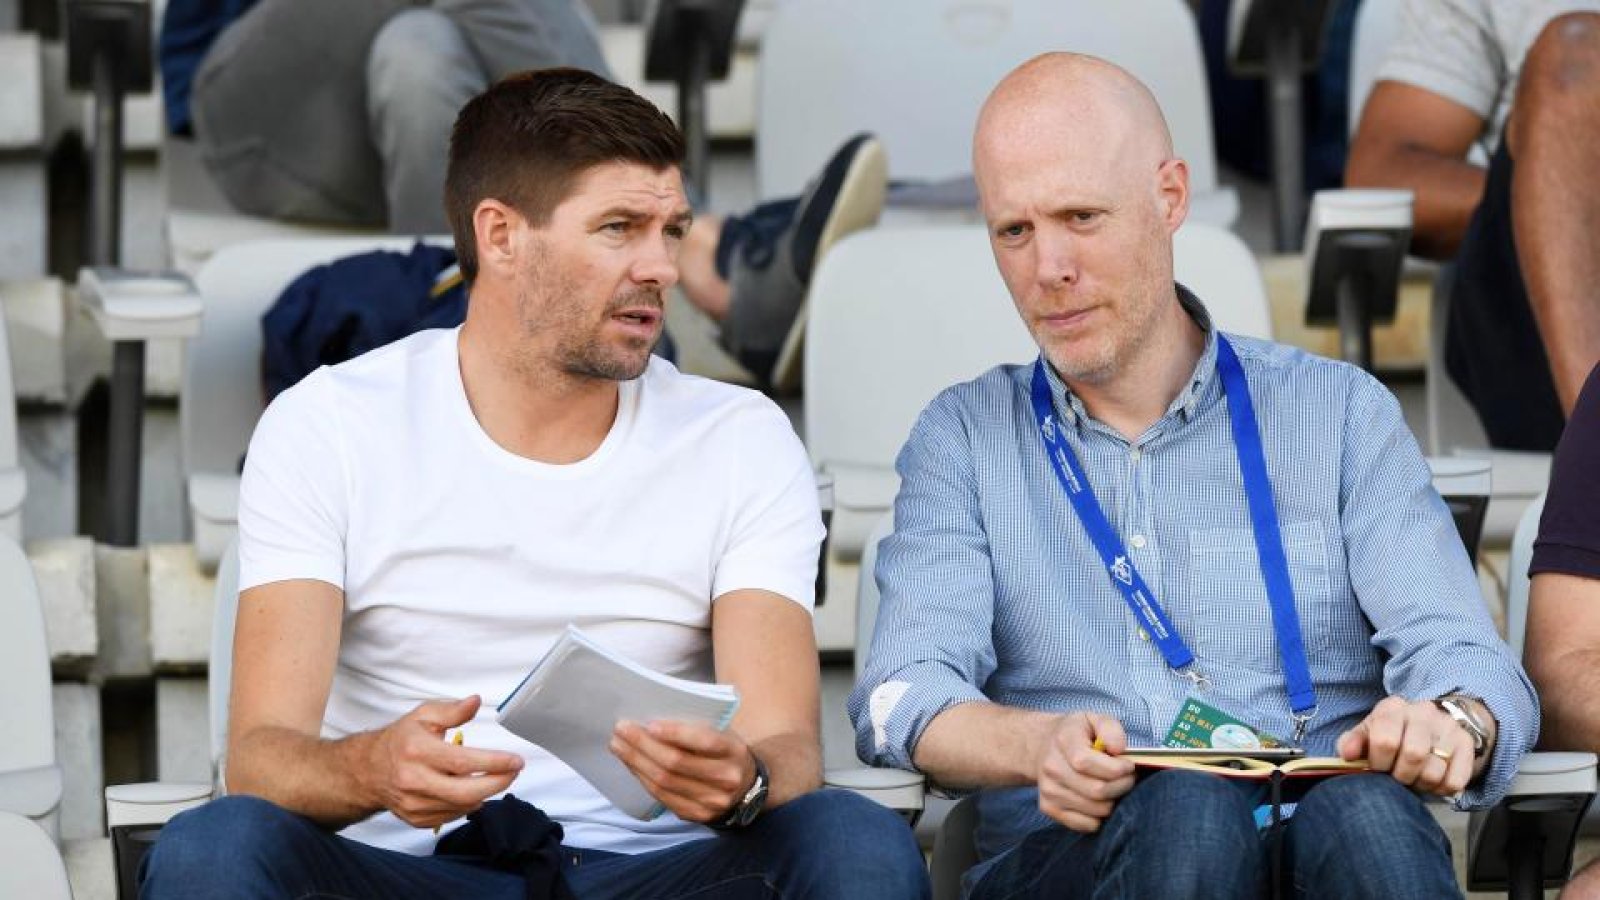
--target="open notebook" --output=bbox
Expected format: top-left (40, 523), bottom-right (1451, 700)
top-left (496, 625), bottom-right (740, 819)
top-left (1121, 748), bottom-right (1371, 782)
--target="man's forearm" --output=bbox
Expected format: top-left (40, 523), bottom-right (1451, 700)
top-left (912, 702), bottom-right (1060, 791)
top-left (751, 730), bottom-right (822, 807)
top-left (1530, 650), bottom-right (1600, 751)
top-left (1346, 142), bottom-right (1486, 259)
top-left (226, 725), bottom-right (384, 828)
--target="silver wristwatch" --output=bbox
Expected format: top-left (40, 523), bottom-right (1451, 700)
top-left (1435, 695), bottom-right (1491, 759)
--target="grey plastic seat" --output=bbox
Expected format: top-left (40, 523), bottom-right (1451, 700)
top-left (183, 237), bottom-right (448, 571)
top-left (802, 221), bottom-right (1272, 654)
top-left (0, 535), bottom-right (61, 841)
top-left (0, 810), bottom-right (72, 900)
top-left (755, 0), bottom-right (1238, 226)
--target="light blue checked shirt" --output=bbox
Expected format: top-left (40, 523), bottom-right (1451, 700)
top-left (849, 291), bottom-right (1537, 860)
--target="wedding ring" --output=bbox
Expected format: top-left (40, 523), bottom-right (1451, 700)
top-left (1429, 745), bottom-right (1455, 762)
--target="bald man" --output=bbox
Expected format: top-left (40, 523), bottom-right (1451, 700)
top-left (849, 54), bottom-right (1536, 899)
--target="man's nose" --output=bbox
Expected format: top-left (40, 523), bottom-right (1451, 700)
top-left (633, 233), bottom-right (680, 288)
top-left (1035, 228), bottom-right (1079, 288)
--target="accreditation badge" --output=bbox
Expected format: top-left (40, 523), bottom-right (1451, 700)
top-left (1162, 697), bottom-right (1288, 750)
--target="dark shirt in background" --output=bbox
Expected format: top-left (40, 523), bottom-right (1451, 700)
top-left (1532, 362), bottom-right (1600, 579)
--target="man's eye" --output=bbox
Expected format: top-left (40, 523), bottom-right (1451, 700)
top-left (1000, 224), bottom-right (1027, 238)
top-left (1074, 212), bottom-right (1098, 223)
top-left (665, 225), bottom-right (687, 240)
top-left (603, 221), bottom-right (630, 233)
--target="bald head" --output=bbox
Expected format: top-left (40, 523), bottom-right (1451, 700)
top-left (974, 53), bottom-right (1174, 200)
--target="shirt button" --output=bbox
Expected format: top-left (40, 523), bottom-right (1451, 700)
top-left (1130, 447), bottom-right (1142, 463)
top-left (1138, 628), bottom-right (1151, 641)
top-left (1131, 534), bottom-right (1147, 549)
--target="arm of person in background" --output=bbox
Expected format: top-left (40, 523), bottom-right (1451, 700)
top-left (226, 580), bottom-right (522, 829)
top-left (1524, 364), bottom-right (1600, 750)
top-left (847, 389), bottom-right (1135, 833)
top-left (1345, 81), bottom-right (1487, 260)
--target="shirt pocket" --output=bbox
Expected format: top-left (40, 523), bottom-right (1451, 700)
top-left (1187, 520), bottom-right (1336, 674)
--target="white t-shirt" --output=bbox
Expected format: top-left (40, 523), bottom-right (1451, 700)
top-left (1379, 0), bottom-right (1600, 153)
top-left (236, 327), bottom-right (822, 856)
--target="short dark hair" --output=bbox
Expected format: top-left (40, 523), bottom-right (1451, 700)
top-left (444, 67), bottom-right (685, 283)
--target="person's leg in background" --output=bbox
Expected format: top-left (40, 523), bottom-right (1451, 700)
top-left (189, 0), bottom-right (409, 226)
top-left (366, 9), bottom-right (489, 235)
top-left (1281, 774), bottom-right (1460, 900)
top-left (439, 0), bottom-right (613, 83)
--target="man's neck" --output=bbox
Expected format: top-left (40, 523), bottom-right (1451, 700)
top-left (1067, 301), bottom-right (1206, 441)
top-left (458, 314), bottom-right (621, 465)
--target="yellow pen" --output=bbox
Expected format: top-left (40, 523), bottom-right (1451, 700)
top-left (1092, 736), bottom-right (1106, 753)
top-left (434, 731), bottom-right (465, 835)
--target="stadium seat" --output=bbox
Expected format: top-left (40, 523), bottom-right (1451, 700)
top-left (755, 0), bottom-right (1238, 227)
top-left (183, 236), bottom-right (445, 571)
top-left (802, 221), bottom-right (1271, 653)
top-left (0, 810), bottom-right (72, 900)
top-left (0, 535), bottom-right (63, 842)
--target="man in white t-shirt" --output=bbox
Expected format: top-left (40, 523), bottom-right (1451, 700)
top-left (1346, 0), bottom-right (1600, 452)
top-left (141, 67), bottom-right (929, 899)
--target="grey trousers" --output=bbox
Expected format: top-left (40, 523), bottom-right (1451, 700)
top-left (189, 0), bottom-right (611, 232)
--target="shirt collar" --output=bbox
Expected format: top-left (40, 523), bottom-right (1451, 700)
top-left (1041, 283), bottom-right (1222, 437)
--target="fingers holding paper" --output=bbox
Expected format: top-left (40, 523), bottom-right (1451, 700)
top-left (1336, 696), bottom-right (1475, 797)
top-left (366, 695), bottom-right (524, 829)
top-left (1035, 712), bottom-right (1136, 834)
top-left (611, 719), bottom-right (757, 824)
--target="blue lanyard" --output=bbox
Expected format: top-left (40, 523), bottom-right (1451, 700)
top-left (1028, 334), bottom-right (1318, 738)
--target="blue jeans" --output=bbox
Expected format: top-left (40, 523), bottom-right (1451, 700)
top-left (140, 789), bottom-right (929, 899)
top-left (967, 771), bottom-right (1460, 900)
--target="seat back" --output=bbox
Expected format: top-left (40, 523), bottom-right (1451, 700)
top-left (209, 539), bottom-right (242, 773)
top-left (182, 237), bottom-right (443, 566)
top-left (0, 285), bottom-right (26, 540)
top-left (805, 222), bottom-right (1273, 483)
top-left (1506, 492), bottom-right (1546, 659)
top-left (756, 0), bottom-right (1220, 201)
top-left (0, 812), bottom-right (71, 900)
top-left (0, 535), bottom-right (58, 834)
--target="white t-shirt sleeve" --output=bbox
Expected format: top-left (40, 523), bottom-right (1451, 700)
top-left (711, 400), bottom-right (824, 611)
top-left (1377, 0), bottom-right (1502, 121)
top-left (237, 371), bottom-right (350, 593)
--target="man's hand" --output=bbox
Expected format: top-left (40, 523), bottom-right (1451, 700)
top-left (610, 720), bottom-right (757, 824)
top-left (1035, 712), bottom-right (1137, 833)
top-left (361, 695), bottom-right (524, 829)
top-left (1336, 696), bottom-right (1480, 797)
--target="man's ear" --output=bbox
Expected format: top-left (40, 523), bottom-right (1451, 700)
top-left (1156, 157), bottom-right (1190, 234)
top-left (473, 199), bottom-right (522, 282)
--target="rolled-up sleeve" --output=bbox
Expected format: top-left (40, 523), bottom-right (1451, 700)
top-left (1338, 373), bottom-right (1538, 809)
top-left (848, 392), bottom-right (1000, 770)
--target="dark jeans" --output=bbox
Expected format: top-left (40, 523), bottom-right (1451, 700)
top-left (1446, 138), bottom-right (1566, 452)
top-left (968, 771), bottom-right (1459, 900)
top-left (139, 789), bottom-right (929, 899)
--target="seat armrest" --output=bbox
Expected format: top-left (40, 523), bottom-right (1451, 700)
top-left (0, 763), bottom-right (63, 819)
top-left (76, 267), bottom-right (203, 342)
top-left (824, 766), bottom-right (925, 825)
top-left (105, 782), bottom-right (213, 899)
top-left (104, 781), bottom-right (214, 829)
top-left (1466, 751), bottom-right (1597, 894)
top-left (643, 0), bottom-right (746, 83)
